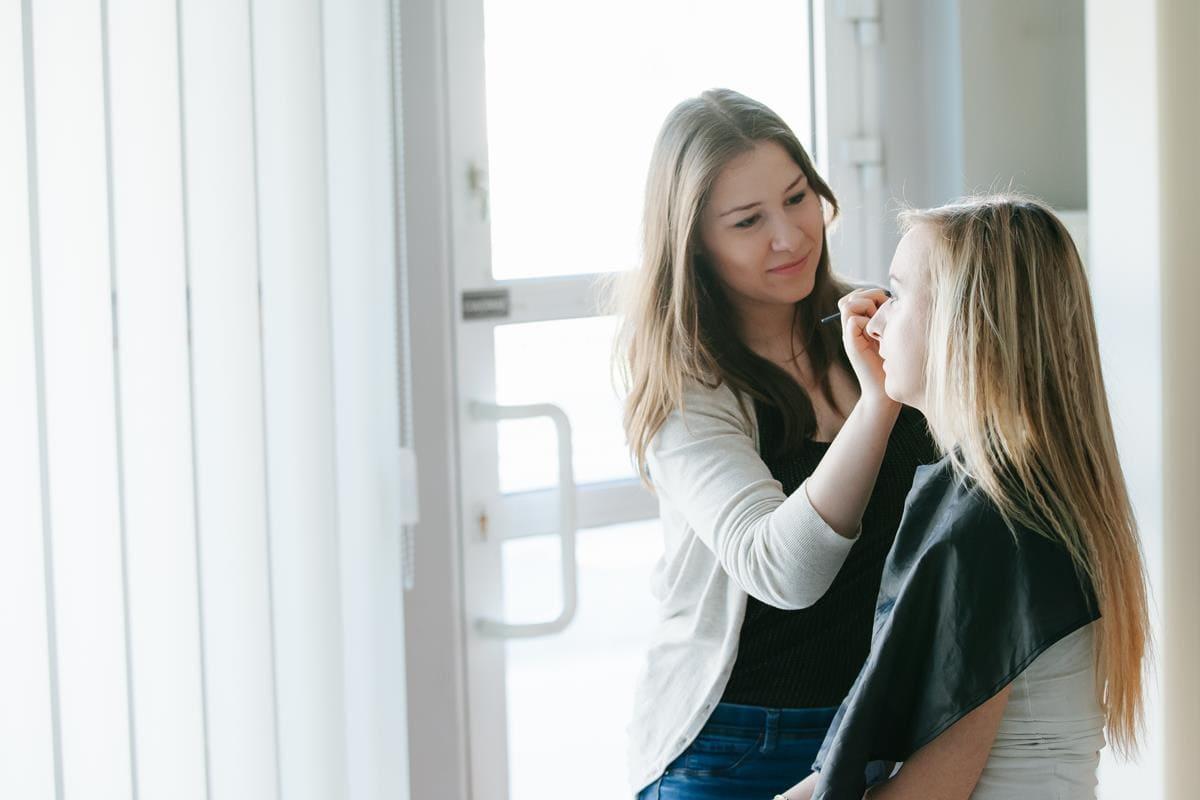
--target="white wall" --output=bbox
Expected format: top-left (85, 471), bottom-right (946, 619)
top-left (880, 0), bottom-right (1087, 224)
top-left (1154, 0), bottom-right (1200, 796)
top-left (960, 0), bottom-right (1087, 208)
top-left (1087, 1), bottom-right (1200, 798)
top-left (1086, 3), bottom-right (1163, 796)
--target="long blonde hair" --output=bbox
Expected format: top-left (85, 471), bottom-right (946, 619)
top-left (616, 89), bottom-right (852, 480)
top-left (902, 195), bottom-right (1150, 756)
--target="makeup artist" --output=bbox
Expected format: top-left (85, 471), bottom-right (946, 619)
top-left (616, 89), bottom-right (938, 800)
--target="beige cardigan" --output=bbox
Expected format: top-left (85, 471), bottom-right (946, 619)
top-left (627, 380), bottom-right (859, 793)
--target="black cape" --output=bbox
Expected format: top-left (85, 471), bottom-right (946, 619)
top-left (811, 454), bottom-right (1099, 799)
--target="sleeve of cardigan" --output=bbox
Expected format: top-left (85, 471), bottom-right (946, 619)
top-left (646, 382), bottom-right (860, 610)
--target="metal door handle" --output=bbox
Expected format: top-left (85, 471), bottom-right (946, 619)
top-left (469, 401), bottom-right (577, 638)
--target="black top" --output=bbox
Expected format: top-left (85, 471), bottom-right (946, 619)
top-left (811, 455), bottom-right (1099, 799)
top-left (719, 402), bottom-right (939, 709)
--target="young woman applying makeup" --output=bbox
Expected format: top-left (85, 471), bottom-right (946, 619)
top-left (617, 89), bottom-right (937, 799)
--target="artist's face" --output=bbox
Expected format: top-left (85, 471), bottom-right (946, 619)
top-left (865, 226), bottom-right (934, 411)
top-left (697, 140), bottom-right (825, 314)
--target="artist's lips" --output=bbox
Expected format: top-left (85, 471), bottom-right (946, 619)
top-left (768, 254), bottom-right (810, 275)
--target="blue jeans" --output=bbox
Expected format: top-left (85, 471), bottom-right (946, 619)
top-left (637, 702), bottom-right (838, 800)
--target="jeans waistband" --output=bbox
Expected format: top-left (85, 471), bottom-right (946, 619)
top-left (703, 702), bottom-right (839, 734)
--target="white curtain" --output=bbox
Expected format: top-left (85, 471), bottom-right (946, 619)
top-left (0, 1), bottom-right (411, 798)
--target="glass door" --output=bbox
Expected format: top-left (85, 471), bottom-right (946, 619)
top-left (443, 2), bottom-right (817, 797)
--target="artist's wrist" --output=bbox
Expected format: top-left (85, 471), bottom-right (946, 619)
top-left (856, 391), bottom-right (901, 422)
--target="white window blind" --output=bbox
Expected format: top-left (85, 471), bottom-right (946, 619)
top-left (0, 1), bottom-right (412, 798)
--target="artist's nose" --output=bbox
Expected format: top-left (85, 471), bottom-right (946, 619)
top-left (769, 215), bottom-right (806, 253)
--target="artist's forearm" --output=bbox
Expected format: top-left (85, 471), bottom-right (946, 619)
top-left (804, 397), bottom-right (901, 537)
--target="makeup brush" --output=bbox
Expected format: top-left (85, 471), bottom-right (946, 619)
top-left (820, 289), bottom-right (892, 325)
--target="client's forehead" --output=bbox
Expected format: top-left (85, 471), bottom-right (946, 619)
top-left (889, 228), bottom-right (925, 284)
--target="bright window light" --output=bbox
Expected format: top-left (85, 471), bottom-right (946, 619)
top-left (484, 0), bottom-right (813, 280)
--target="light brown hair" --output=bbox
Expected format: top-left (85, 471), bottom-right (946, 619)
top-left (616, 89), bottom-right (853, 479)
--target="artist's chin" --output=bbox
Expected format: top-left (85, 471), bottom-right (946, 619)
top-left (783, 271), bottom-right (818, 305)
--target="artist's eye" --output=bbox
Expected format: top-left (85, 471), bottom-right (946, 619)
top-left (734, 214), bottom-right (760, 229)
top-left (786, 191), bottom-right (807, 206)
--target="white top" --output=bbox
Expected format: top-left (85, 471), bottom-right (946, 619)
top-left (626, 380), bottom-right (859, 793)
top-left (970, 623), bottom-right (1105, 799)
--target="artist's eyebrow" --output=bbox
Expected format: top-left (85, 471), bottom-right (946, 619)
top-left (718, 172), bottom-right (807, 218)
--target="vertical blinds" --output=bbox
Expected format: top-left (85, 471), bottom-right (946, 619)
top-left (0, 1), bottom-right (411, 798)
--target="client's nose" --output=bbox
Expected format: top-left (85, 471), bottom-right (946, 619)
top-left (864, 304), bottom-right (887, 341)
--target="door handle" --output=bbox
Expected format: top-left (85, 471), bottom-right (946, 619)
top-left (466, 160), bottom-right (489, 222)
top-left (469, 401), bottom-right (578, 638)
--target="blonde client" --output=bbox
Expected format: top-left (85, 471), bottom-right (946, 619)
top-left (783, 196), bottom-right (1150, 800)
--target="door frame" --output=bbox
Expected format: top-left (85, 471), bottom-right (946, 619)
top-left (399, 1), bottom-right (885, 797)
top-left (397, 0), bottom-right (474, 799)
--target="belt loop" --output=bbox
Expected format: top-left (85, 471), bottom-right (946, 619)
top-left (760, 708), bottom-right (781, 753)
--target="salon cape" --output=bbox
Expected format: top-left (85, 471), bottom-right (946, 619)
top-left (810, 454), bottom-right (1100, 799)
